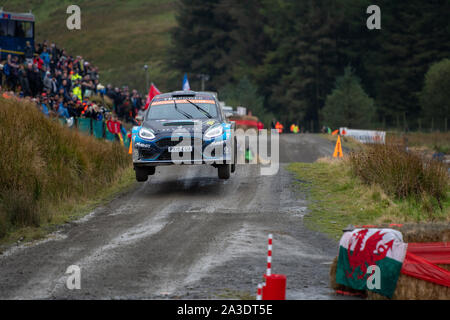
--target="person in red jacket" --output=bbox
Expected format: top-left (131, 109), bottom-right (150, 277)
top-left (33, 54), bottom-right (44, 70)
top-left (257, 121), bottom-right (264, 131)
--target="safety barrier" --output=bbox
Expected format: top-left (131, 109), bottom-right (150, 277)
top-left (56, 117), bottom-right (131, 149)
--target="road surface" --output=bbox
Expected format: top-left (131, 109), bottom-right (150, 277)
top-left (0, 134), bottom-right (344, 299)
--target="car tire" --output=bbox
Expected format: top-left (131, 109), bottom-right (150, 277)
top-left (147, 166), bottom-right (156, 176)
top-left (135, 167), bottom-right (149, 182)
top-left (218, 164), bottom-right (231, 180)
top-left (231, 139), bottom-right (237, 173)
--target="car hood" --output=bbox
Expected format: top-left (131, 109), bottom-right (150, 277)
top-left (142, 119), bottom-right (220, 135)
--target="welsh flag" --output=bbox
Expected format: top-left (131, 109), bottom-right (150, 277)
top-left (336, 228), bottom-right (408, 298)
top-left (144, 83), bottom-right (161, 110)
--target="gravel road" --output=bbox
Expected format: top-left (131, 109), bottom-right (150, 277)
top-left (0, 134), bottom-right (345, 300)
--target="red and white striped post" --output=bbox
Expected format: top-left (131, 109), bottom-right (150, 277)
top-left (266, 234), bottom-right (273, 276)
top-left (262, 233), bottom-right (287, 300)
top-left (256, 283), bottom-right (263, 300)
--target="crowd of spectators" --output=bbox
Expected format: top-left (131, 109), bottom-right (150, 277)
top-left (0, 40), bottom-right (146, 126)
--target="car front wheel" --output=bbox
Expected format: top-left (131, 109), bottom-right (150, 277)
top-left (135, 167), bottom-right (149, 182)
top-left (218, 164), bottom-right (231, 180)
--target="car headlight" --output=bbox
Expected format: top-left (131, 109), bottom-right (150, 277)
top-left (138, 127), bottom-right (155, 140)
top-left (204, 125), bottom-right (223, 139)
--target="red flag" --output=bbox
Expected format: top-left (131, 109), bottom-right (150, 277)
top-left (144, 83), bottom-right (161, 110)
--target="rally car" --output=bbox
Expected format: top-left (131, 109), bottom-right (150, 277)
top-left (131, 91), bottom-right (237, 182)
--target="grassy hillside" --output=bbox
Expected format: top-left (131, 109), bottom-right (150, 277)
top-left (0, 97), bottom-right (133, 241)
top-left (3, 0), bottom-right (180, 93)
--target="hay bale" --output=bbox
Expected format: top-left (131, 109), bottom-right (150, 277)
top-left (330, 256), bottom-right (450, 300)
top-left (368, 268), bottom-right (450, 300)
top-left (329, 256), bottom-right (366, 297)
top-left (330, 223), bottom-right (450, 299)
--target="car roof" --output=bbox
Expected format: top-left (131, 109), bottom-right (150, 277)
top-left (155, 91), bottom-right (216, 100)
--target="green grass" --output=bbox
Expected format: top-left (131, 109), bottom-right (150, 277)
top-left (288, 159), bottom-right (450, 241)
top-left (2, 0), bottom-right (180, 92)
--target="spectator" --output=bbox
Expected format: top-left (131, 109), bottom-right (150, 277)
top-left (58, 99), bottom-right (70, 119)
top-left (18, 65), bottom-right (31, 97)
top-left (25, 41), bottom-right (34, 64)
top-left (1, 41), bottom-right (144, 126)
top-left (41, 95), bottom-right (50, 117)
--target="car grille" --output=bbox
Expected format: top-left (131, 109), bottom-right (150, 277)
top-left (139, 148), bottom-right (159, 159)
top-left (155, 137), bottom-right (203, 148)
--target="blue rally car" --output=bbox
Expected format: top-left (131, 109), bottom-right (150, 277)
top-left (132, 91), bottom-right (237, 182)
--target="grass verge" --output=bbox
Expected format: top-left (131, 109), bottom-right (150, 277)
top-left (0, 167), bottom-right (135, 248)
top-left (0, 97), bottom-right (135, 246)
top-left (288, 158), bottom-right (450, 241)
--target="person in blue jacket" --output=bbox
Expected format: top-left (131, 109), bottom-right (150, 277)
top-left (58, 101), bottom-right (70, 119)
top-left (41, 95), bottom-right (50, 117)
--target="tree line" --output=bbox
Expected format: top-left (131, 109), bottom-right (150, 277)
top-left (168, 0), bottom-right (450, 131)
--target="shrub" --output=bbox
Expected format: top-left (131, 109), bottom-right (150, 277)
top-left (420, 58), bottom-right (450, 122)
top-left (349, 144), bottom-right (448, 208)
top-left (321, 67), bottom-right (376, 129)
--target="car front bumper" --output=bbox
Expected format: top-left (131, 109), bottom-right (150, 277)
top-left (132, 135), bottom-right (233, 167)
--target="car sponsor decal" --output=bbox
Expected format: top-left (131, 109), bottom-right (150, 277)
top-left (135, 142), bottom-right (153, 149)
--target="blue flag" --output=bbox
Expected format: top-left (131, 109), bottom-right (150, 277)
top-left (182, 73), bottom-right (190, 91)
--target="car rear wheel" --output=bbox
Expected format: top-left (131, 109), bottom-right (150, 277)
top-left (135, 167), bottom-right (149, 182)
top-left (231, 139), bottom-right (237, 173)
top-left (218, 164), bottom-right (231, 180)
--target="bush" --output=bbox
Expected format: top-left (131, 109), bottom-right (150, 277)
top-left (0, 97), bottom-right (131, 237)
top-left (349, 144), bottom-right (448, 208)
top-left (420, 58), bottom-right (450, 122)
top-left (321, 67), bottom-right (375, 129)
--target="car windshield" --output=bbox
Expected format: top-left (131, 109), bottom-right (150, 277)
top-left (147, 100), bottom-right (218, 120)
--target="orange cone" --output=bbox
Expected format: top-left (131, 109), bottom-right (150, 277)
top-left (333, 135), bottom-right (343, 158)
top-left (128, 137), bottom-right (133, 155)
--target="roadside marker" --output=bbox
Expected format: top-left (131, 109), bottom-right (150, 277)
top-left (333, 135), bottom-right (343, 158)
top-left (256, 283), bottom-right (263, 300)
top-left (128, 137), bottom-right (133, 154)
top-left (267, 234), bottom-right (273, 276)
top-left (261, 234), bottom-right (287, 300)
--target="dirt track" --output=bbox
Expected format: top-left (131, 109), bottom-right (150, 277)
top-left (0, 134), bottom-right (346, 300)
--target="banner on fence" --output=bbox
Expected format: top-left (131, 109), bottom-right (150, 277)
top-left (339, 128), bottom-right (386, 144)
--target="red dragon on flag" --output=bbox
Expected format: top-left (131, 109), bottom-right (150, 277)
top-left (346, 229), bottom-right (394, 279)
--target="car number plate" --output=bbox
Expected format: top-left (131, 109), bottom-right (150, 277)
top-left (168, 146), bottom-right (193, 153)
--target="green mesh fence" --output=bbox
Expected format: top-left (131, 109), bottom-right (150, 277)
top-left (123, 136), bottom-right (130, 149)
top-left (92, 120), bottom-right (104, 139)
top-left (105, 129), bottom-right (117, 142)
top-left (77, 118), bottom-right (92, 135)
top-left (69, 117), bottom-right (131, 150)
